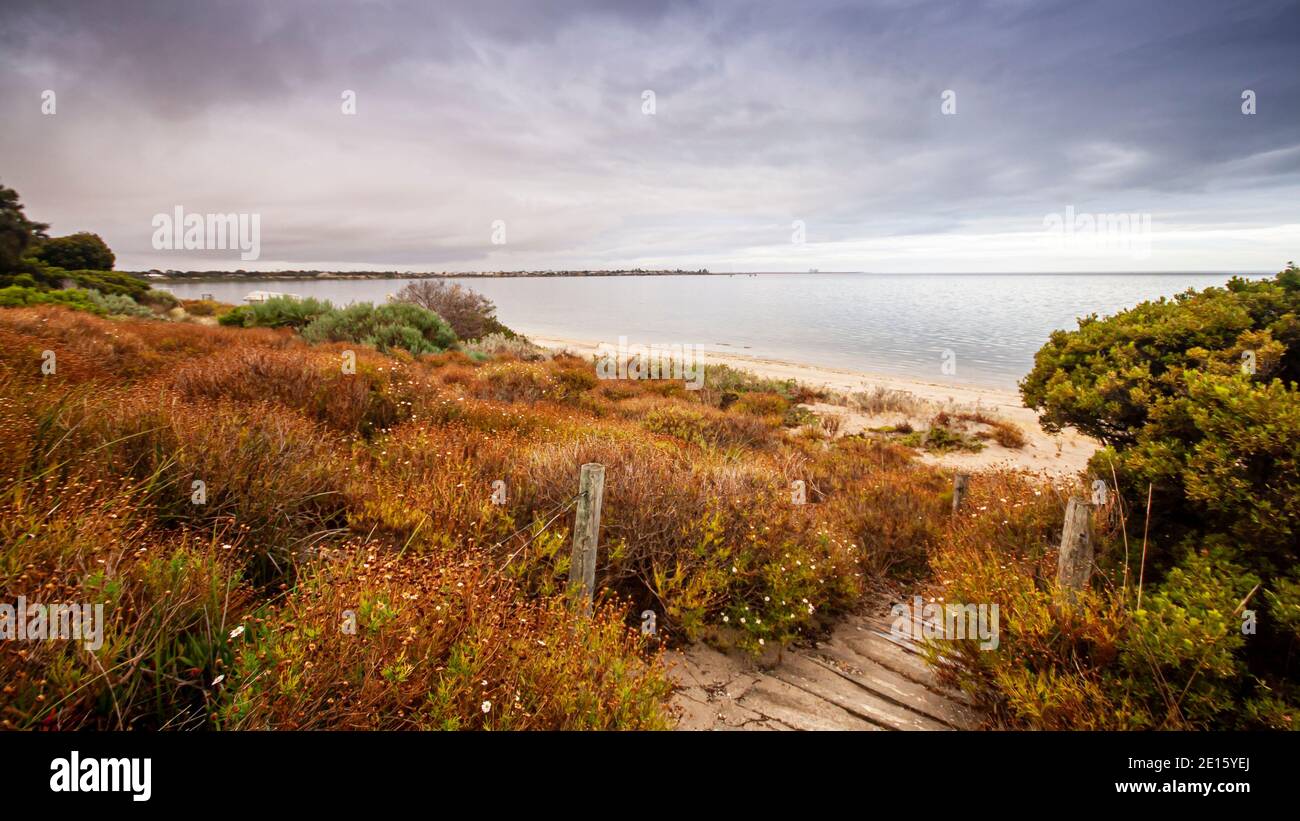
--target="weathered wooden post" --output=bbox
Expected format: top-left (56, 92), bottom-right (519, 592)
top-left (1057, 495), bottom-right (1094, 599)
top-left (952, 473), bottom-right (970, 515)
top-left (568, 463), bottom-right (606, 614)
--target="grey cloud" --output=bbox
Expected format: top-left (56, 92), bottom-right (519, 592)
top-left (1, 0), bottom-right (1297, 271)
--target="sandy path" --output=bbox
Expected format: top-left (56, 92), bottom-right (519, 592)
top-left (668, 599), bottom-right (983, 731)
top-left (531, 334), bottom-right (1096, 478)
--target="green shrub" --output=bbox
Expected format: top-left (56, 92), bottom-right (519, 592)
top-left (60, 268), bottom-right (150, 299)
top-left (1022, 266), bottom-right (1300, 578)
top-left (1006, 263), bottom-right (1300, 727)
top-left (0, 273), bottom-right (38, 289)
top-left (217, 305), bottom-right (253, 326)
top-left (219, 295), bottom-right (333, 329)
top-left (86, 289), bottom-right (155, 318)
top-left (301, 301), bottom-right (457, 355)
top-left (139, 288), bottom-right (179, 310)
top-left (1022, 264), bottom-right (1300, 446)
top-left (922, 424), bottom-right (984, 453)
top-left (0, 285), bottom-right (104, 313)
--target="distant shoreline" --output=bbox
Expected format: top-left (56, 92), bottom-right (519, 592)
top-left (129, 269), bottom-right (725, 282)
top-left (130, 269), bottom-right (1267, 282)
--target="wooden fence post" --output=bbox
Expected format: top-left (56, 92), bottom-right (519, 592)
top-left (1057, 495), bottom-right (1094, 598)
top-left (568, 463), bottom-right (606, 613)
top-left (952, 473), bottom-right (970, 515)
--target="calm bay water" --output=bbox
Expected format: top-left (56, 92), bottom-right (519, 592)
top-left (160, 272), bottom-right (1263, 390)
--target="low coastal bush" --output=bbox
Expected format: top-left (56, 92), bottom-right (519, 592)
top-left (733, 390), bottom-right (789, 418)
top-left (929, 475), bottom-right (1289, 729)
top-left (219, 545), bottom-right (672, 730)
top-left (641, 402), bottom-right (776, 449)
top-left (0, 284), bottom-right (162, 319)
top-left (180, 298), bottom-right (225, 317)
top-left (952, 411), bottom-right (1028, 449)
top-left (301, 301), bottom-right (457, 354)
top-left (394, 279), bottom-right (502, 340)
top-left (57, 268), bottom-right (150, 300)
top-left (0, 284), bottom-right (103, 313)
top-left (846, 385), bottom-right (931, 417)
top-left (463, 331), bottom-right (550, 361)
top-left (219, 295), bottom-right (333, 329)
top-left (213, 296), bottom-right (464, 356)
top-left (86, 289), bottom-right (155, 318)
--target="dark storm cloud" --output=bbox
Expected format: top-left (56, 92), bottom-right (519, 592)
top-left (1, 0), bottom-right (1297, 271)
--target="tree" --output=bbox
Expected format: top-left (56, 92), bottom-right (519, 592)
top-left (0, 184), bottom-right (49, 273)
top-left (394, 280), bottom-right (501, 340)
top-left (34, 231), bottom-right (116, 271)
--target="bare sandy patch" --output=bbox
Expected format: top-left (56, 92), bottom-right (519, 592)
top-left (530, 334), bottom-right (1096, 478)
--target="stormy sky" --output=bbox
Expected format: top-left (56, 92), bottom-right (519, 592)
top-left (2, 0), bottom-right (1298, 272)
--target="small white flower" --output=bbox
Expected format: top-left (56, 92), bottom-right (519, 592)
top-left (228, 625), bottom-right (245, 640)
top-left (481, 700), bottom-right (492, 713)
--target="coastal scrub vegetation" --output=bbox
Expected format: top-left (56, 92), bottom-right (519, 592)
top-left (2, 184), bottom-right (1295, 730)
top-left (926, 266), bottom-right (1299, 729)
top-left (0, 184), bottom-right (169, 320)
top-left (395, 279), bottom-right (514, 341)
top-left (4, 267), bottom-right (1294, 729)
top-left (0, 304), bottom-right (959, 729)
top-left (220, 297), bottom-right (460, 356)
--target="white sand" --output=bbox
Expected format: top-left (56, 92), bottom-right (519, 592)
top-left (530, 334), bottom-right (1096, 479)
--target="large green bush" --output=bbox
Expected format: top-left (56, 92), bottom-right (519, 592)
top-left (1017, 263), bottom-right (1300, 726)
top-left (1022, 266), bottom-right (1300, 571)
top-left (1022, 264), bottom-right (1300, 446)
top-left (301, 301), bottom-right (457, 355)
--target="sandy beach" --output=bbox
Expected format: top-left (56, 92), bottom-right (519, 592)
top-left (530, 334), bottom-right (1097, 479)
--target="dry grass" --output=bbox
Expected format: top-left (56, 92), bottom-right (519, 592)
top-left (951, 410), bottom-right (1029, 449)
top-left (0, 305), bottom-right (1053, 730)
top-left (843, 385), bottom-right (933, 417)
